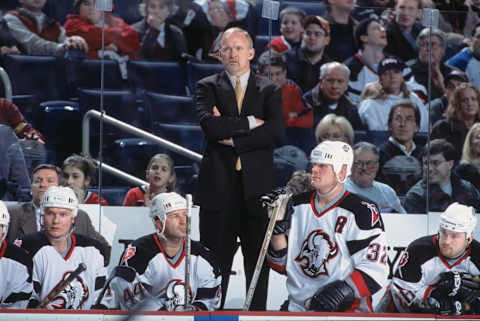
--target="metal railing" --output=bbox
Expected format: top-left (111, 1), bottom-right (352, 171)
top-left (0, 67), bottom-right (12, 101)
top-left (82, 109), bottom-right (203, 186)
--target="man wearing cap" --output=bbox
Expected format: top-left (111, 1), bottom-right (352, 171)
top-left (0, 200), bottom-right (33, 309)
top-left (285, 15), bottom-right (332, 92)
top-left (358, 56), bottom-right (428, 132)
top-left (391, 202), bottom-right (480, 315)
top-left (344, 16), bottom-right (388, 104)
top-left (108, 192), bottom-right (221, 311)
top-left (16, 186), bottom-right (108, 310)
top-left (267, 140), bottom-right (388, 312)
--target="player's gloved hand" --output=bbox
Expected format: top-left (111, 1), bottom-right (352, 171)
top-left (426, 297), bottom-right (463, 315)
top-left (173, 303), bottom-right (197, 311)
top-left (272, 197), bottom-right (294, 235)
top-left (91, 303), bottom-right (108, 309)
top-left (431, 271), bottom-right (462, 298)
top-left (261, 187), bottom-right (287, 210)
top-left (455, 274), bottom-right (480, 302)
top-left (308, 280), bottom-right (355, 312)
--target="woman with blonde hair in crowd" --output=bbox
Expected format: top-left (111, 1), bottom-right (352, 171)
top-left (315, 113), bottom-right (354, 146)
top-left (123, 153), bottom-right (176, 206)
top-left (454, 122), bottom-right (480, 190)
top-left (431, 83), bottom-right (480, 161)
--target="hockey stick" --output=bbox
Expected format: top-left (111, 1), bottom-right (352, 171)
top-left (243, 193), bottom-right (290, 311)
top-left (184, 194), bottom-right (192, 309)
top-left (39, 263), bottom-right (87, 308)
top-left (94, 265), bottom-right (137, 307)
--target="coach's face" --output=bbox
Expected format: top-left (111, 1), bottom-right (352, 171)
top-left (220, 30), bottom-right (254, 77)
top-left (31, 169), bottom-right (59, 207)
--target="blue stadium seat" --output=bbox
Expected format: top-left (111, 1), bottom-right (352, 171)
top-left (0, 0), bottom-right (18, 11)
top-left (279, 1), bottom-right (326, 17)
top-left (144, 92), bottom-right (197, 125)
top-left (3, 54), bottom-right (67, 102)
top-left (153, 123), bottom-right (204, 165)
top-left (113, 0), bottom-right (142, 24)
top-left (36, 100), bottom-right (82, 164)
top-left (365, 130), bottom-right (391, 147)
top-left (67, 58), bottom-right (125, 92)
top-left (43, 0), bottom-right (74, 24)
top-left (89, 186), bottom-right (130, 206)
top-left (185, 61), bottom-right (224, 96)
top-left (254, 35), bottom-right (271, 61)
top-left (127, 60), bottom-right (187, 96)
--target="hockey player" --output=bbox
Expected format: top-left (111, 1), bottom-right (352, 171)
top-left (16, 186), bottom-right (108, 309)
top-left (391, 202), bottom-right (480, 315)
top-left (0, 200), bottom-right (33, 308)
top-left (105, 192), bottom-right (221, 311)
top-left (267, 140), bottom-right (389, 312)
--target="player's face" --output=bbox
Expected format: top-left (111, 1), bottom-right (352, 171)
top-left (459, 88), bottom-right (480, 120)
top-left (438, 227), bottom-right (471, 259)
top-left (351, 149), bottom-right (378, 188)
top-left (220, 31), bottom-right (254, 77)
top-left (389, 106), bottom-right (418, 145)
top-left (63, 165), bottom-right (90, 198)
top-left (311, 163), bottom-right (338, 193)
top-left (31, 169), bottom-right (59, 206)
top-left (20, 0), bottom-right (47, 13)
top-left (163, 209), bottom-right (187, 240)
top-left (146, 158), bottom-right (173, 190)
top-left (363, 20), bottom-right (387, 48)
top-left (379, 69), bottom-right (403, 95)
top-left (470, 129), bottom-right (480, 158)
top-left (43, 207), bottom-right (75, 239)
top-left (280, 14), bottom-right (304, 43)
top-left (78, 0), bottom-right (102, 25)
top-left (319, 66), bottom-right (349, 101)
top-left (147, 0), bottom-right (170, 24)
top-left (423, 153), bottom-right (453, 186)
top-left (395, 0), bottom-right (420, 31)
top-left (418, 35), bottom-right (445, 64)
top-left (302, 24), bottom-right (330, 53)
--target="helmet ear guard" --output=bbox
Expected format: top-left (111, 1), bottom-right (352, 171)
top-left (310, 141), bottom-right (353, 183)
top-left (440, 202), bottom-right (477, 238)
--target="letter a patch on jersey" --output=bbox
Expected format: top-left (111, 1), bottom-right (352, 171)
top-left (361, 201), bottom-right (380, 227)
top-left (121, 244), bottom-right (137, 264)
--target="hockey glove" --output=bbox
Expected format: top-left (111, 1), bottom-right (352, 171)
top-left (272, 197), bottom-right (294, 235)
top-left (309, 280), bottom-right (355, 312)
top-left (426, 297), bottom-right (463, 315)
top-left (430, 271), bottom-right (462, 298)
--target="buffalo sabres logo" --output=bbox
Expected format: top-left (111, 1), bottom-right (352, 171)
top-left (160, 279), bottom-right (193, 311)
top-left (121, 244), bottom-right (136, 264)
top-left (48, 270), bottom-right (89, 309)
top-left (397, 250), bottom-right (409, 269)
top-left (295, 229), bottom-right (338, 278)
top-left (361, 201), bottom-right (380, 227)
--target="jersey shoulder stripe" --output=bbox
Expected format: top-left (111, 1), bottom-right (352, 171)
top-left (395, 235), bottom-right (436, 282)
top-left (18, 232), bottom-right (50, 257)
top-left (340, 192), bottom-right (384, 231)
top-left (291, 191), bottom-right (315, 207)
top-left (191, 241), bottom-right (221, 277)
top-left (72, 233), bottom-right (108, 264)
top-left (4, 242), bottom-right (33, 275)
top-left (123, 234), bottom-right (161, 274)
top-left (468, 239), bottom-right (480, 269)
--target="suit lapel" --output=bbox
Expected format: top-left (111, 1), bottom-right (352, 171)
top-left (216, 71), bottom-right (239, 116)
top-left (23, 202), bottom-right (39, 234)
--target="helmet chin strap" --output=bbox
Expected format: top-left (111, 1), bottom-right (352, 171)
top-left (316, 175), bottom-right (342, 198)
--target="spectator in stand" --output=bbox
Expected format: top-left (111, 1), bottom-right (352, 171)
top-left (3, 0), bottom-right (88, 56)
top-left (404, 138), bottom-right (480, 214)
top-left (384, 0), bottom-right (424, 62)
top-left (358, 56), bottom-right (428, 132)
top-left (123, 153), bottom-right (176, 207)
top-left (324, 0), bottom-right (358, 62)
top-left (315, 113), bottom-right (355, 146)
top-left (455, 122), bottom-right (480, 190)
top-left (265, 7), bottom-right (305, 53)
top-left (353, 0), bottom-right (394, 20)
top-left (345, 16), bottom-right (388, 103)
top-left (430, 70), bottom-right (468, 125)
top-left (303, 62), bottom-right (364, 130)
top-left (64, 0), bottom-right (140, 59)
top-left (434, 0), bottom-right (480, 40)
top-left (446, 23), bottom-right (480, 91)
top-left (0, 98), bottom-right (44, 144)
top-left (61, 154), bottom-right (108, 206)
top-left (256, 51), bottom-right (306, 128)
top-left (405, 28), bottom-right (452, 102)
top-left (378, 100), bottom-right (424, 196)
top-left (346, 141), bottom-right (406, 213)
top-left (286, 15), bottom-right (331, 92)
top-left (0, 19), bottom-right (23, 63)
top-left (131, 0), bottom-right (187, 61)
top-left (431, 83), bottom-right (480, 161)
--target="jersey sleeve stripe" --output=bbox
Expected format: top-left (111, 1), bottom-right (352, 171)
top-left (4, 290), bottom-right (32, 303)
top-left (95, 275), bottom-right (106, 290)
top-left (196, 285), bottom-right (220, 299)
top-left (346, 234), bottom-right (380, 256)
top-left (349, 269), bottom-right (371, 297)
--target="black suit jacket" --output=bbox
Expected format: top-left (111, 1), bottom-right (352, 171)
top-left (195, 70), bottom-right (284, 211)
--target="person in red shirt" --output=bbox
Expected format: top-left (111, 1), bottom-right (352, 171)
top-left (61, 154), bottom-right (108, 205)
top-left (64, 0), bottom-right (140, 59)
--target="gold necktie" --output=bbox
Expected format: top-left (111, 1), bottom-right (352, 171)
top-left (235, 77), bottom-right (243, 113)
top-left (235, 77), bottom-right (243, 170)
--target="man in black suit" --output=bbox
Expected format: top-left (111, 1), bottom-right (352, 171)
top-left (195, 27), bottom-right (284, 310)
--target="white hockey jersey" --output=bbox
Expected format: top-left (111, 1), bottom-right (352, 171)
top-left (267, 189), bottom-right (389, 312)
top-left (16, 232), bottom-right (107, 309)
top-left (0, 240), bottom-right (33, 308)
top-left (104, 233), bottom-right (221, 311)
top-left (391, 235), bottom-right (480, 313)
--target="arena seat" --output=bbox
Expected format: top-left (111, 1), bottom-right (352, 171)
top-left (88, 186), bottom-right (131, 206)
top-left (185, 61), bottom-right (224, 95)
top-left (279, 1), bottom-right (326, 17)
top-left (144, 92), bottom-right (197, 125)
top-left (127, 60), bottom-right (187, 96)
top-left (254, 35), bottom-right (270, 61)
top-left (0, 0), bottom-right (19, 11)
top-left (43, 0), bottom-right (74, 24)
top-left (113, 0), bottom-right (142, 25)
top-left (67, 58), bottom-right (125, 92)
